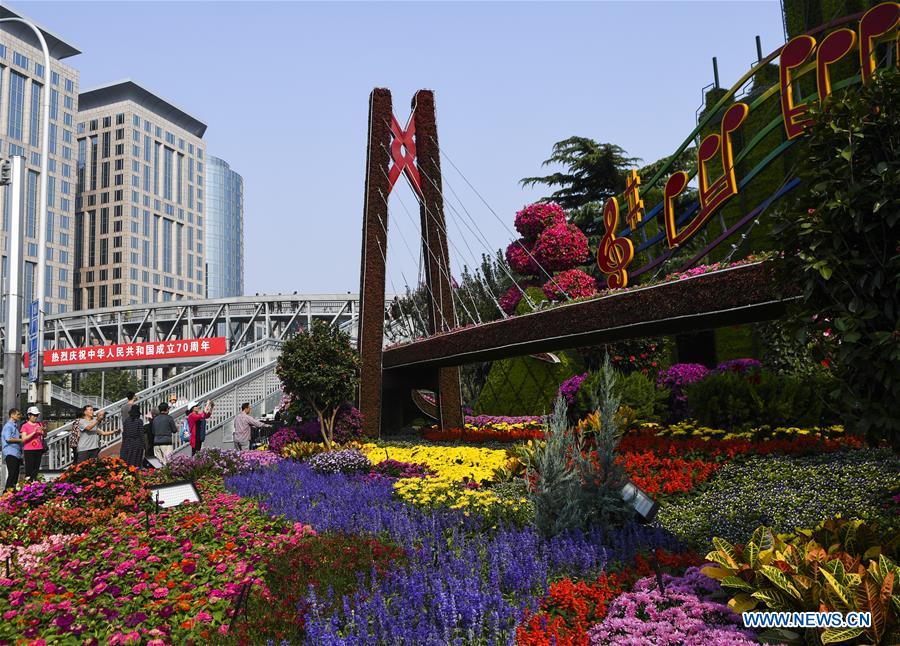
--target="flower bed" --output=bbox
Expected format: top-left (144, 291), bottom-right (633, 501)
top-left (658, 448), bottom-right (899, 548)
top-left (225, 460), bottom-right (682, 643)
top-left (0, 478), bottom-right (315, 643)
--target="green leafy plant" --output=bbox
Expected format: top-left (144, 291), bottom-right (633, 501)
top-left (276, 320), bottom-right (360, 450)
top-left (772, 69), bottom-right (900, 448)
top-left (684, 370), bottom-right (839, 430)
top-left (573, 369), bottom-right (668, 425)
top-left (528, 356), bottom-right (633, 536)
top-left (703, 518), bottom-right (900, 644)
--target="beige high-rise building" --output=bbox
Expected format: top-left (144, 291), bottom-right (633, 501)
top-left (0, 6), bottom-right (81, 314)
top-left (76, 80), bottom-right (207, 308)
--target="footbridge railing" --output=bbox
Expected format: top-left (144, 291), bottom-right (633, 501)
top-left (43, 338), bottom-right (284, 470)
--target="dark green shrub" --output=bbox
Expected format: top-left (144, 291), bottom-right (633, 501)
top-left (772, 69), bottom-right (900, 448)
top-left (572, 369), bottom-right (668, 423)
top-left (685, 370), bottom-right (839, 430)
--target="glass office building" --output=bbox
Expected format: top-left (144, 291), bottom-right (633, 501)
top-left (204, 156), bottom-right (243, 298)
top-left (0, 6), bottom-right (81, 314)
top-left (75, 80), bottom-right (207, 307)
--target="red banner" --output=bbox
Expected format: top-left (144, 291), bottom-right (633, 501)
top-left (36, 337), bottom-right (229, 368)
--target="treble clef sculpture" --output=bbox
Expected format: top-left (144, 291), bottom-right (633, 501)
top-left (596, 197), bottom-right (635, 289)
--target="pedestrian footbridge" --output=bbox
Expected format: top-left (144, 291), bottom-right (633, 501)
top-left (42, 337), bottom-right (284, 470)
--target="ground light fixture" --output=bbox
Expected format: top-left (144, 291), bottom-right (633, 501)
top-left (148, 480), bottom-right (202, 509)
top-left (621, 480), bottom-right (659, 523)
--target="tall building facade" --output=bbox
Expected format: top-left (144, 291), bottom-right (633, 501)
top-left (75, 80), bottom-right (207, 308)
top-left (204, 156), bottom-right (243, 298)
top-left (0, 7), bottom-right (81, 314)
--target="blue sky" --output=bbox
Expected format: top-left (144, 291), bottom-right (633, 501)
top-left (17, 1), bottom-right (784, 295)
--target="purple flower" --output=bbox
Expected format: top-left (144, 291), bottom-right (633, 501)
top-left (587, 575), bottom-right (760, 646)
top-left (558, 373), bottom-right (588, 405)
top-left (123, 612), bottom-right (147, 628)
top-left (657, 363), bottom-right (710, 418)
top-left (306, 449), bottom-right (371, 475)
top-left (715, 358), bottom-right (762, 374)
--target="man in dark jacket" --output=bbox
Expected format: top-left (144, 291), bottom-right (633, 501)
top-left (151, 402), bottom-right (177, 463)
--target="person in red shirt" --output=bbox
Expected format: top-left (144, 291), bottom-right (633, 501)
top-left (21, 407), bottom-right (45, 481)
top-left (187, 400), bottom-right (213, 456)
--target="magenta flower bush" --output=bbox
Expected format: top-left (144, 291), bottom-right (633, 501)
top-left (514, 202), bottom-right (566, 239)
top-left (587, 568), bottom-right (759, 645)
top-left (506, 240), bottom-right (542, 276)
top-left (558, 373), bottom-right (589, 405)
top-left (499, 285), bottom-right (525, 315)
top-left (533, 222), bottom-right (590, 272)
top-left (715, 358), bottom-right (762, 374)
top-left (268, 427), bottom-right (301, 454)
top-left (543, 269), bottom-right (598, 302)
top-left (657, 363), bottom-right (710, 418)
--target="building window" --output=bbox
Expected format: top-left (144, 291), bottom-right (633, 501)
top-left (115, 143), bottom-right (123, 156)
top-left (64, 95), bottom-right (73, 110)
top-left (133, 115), bottom-right (140, 127)
top-left (64, 112), bottom-right (73, 127)
top-left (12, 51), bottom-right (29, 70)
top-left (7, 72), bottom-right (26, 141)
top-left (50, 89), bottom-right (59, 121)
top-left (64, 78), bottom-right (73, 93)
top-left (115, 128), bottom-right (124, 141)
top-left (90, 119), bottom-right (98, 131)
top-left (29, 82), bottom-right (41, 146)
top-left (103, 117), bottom-right (111, 128)
top-left (116, 113), bottom-right (125, 125)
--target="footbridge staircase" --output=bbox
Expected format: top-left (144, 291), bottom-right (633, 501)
top-left (42, 338), bottom-right (284, 470)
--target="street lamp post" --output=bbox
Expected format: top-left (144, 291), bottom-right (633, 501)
top-left (0, 17), bottom-right (53, 390)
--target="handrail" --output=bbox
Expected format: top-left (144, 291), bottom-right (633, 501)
top-left (43, 337), bottom-right (284, 469)
top-left (172, 365), bottom-right (283, 453)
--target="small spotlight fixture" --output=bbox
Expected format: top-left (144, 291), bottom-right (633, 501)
top-left (621, 480), bottom-right (659, 523)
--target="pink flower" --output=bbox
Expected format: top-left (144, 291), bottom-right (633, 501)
top-left (542, 269), bottom-right (597, 301)
top-left (533, 222), bottom-right (590, 271)
top-left (196, 611), bottom-right (213, 623)
top-left (514, 202), bottom-right (566, 239)
top-left (151, 587), bottom-right (169, 599)
top-left (130, 547), bottom-right (150, 559)
top-left (131, 583), bottom-right (148, 595)
top-left (506, 239), bottom-right (541, 276)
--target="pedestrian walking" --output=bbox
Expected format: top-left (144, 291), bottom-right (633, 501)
top-left (119, 405), bottom-right (145, 468)
top-left (121, 392), bottom-right (137, 418)
top-left (2, 408), bottom-right (24, 491)
top-left (187, 400), bottom-right (213, 456)
top-left (233, 402), bottom-right (270, 451)
top-left (151, 402), bottom-right (177, 463)
top-left (74, 405), bottom-right (113, 464)
top-left (21, 407), bottom-right (45, 481)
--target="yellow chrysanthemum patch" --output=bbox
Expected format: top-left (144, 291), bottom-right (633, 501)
top-left (650, 420), bottom-right (844, 441)
top-left (361, 444), bottom-right (530, 523)
top-left (361, 444), bottom-right (508, 484)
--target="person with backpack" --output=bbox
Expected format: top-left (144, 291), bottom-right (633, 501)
top-left (151, 402), bottom-right (177, 463)
top-left (187, 400), bottom-right (213, 456)
top-left (73, 405), bottom-right (112, 464)
top-left (22, 407), bottom-right (46, 479)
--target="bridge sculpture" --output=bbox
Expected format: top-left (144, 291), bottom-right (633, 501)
top-left (357, 3), bottom-right (900, 435)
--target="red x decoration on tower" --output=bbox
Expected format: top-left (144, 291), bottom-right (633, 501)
top-left (387, 113), bottom-right (423, 197)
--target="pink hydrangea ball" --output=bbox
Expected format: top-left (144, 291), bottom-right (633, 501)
top-left (542, 269), bottom-right (598, 301)
top-left (533, 222), bottom-right (590, 272)
top-left (506, 240), bottom-right (542, 276)
top-left (514, 202), bottom-right (566, 240)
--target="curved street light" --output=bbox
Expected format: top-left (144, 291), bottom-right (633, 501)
top-left (0, 17), bottom-right (52, 384)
